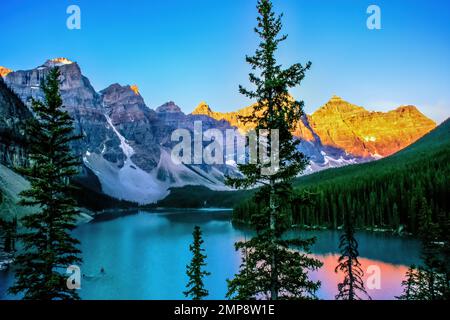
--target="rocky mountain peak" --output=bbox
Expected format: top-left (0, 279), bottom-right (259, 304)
top-left (156, 101), bottom-right (182, 113)
top-left (394, 105), bottom-right (421, 114)
top-left (0, 78), bottom-right (33, 167)
top-left (330, 95), bottom-right (343, 102)
top-left (317, 95), bottom-right (365, 115)
top-left (100, 83), bottom-right (145, 104)
top-left (309, 98), bottom-right (436, 158)
top-left (102, 83), bottom-right (122, 91)
top-left (3, 59), bottom-right (101, 111)
top-left (0, 66), bottom-right (12, 77)
top-left (100, 83), bottom-right (139, 98)
top-left (130, 84), bottom-right (140, 95)
top-left (43, 57), bottom-right (74, 68)
top-left (192, 101), bottom-right (212, 115)
top-left (1, 58), bottom-right (439, 204)
top-left (100, 82), bottom-right (155, 125)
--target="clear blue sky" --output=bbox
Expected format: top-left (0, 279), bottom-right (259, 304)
top-left (1, 0), bottom-right (449, 122)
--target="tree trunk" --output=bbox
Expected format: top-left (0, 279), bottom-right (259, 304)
top-left (269, 179), bottom-right (278, 300)
top-left (348, 256), bottom-right (354, 300)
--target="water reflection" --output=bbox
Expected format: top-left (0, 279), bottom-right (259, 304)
top-left (0, 210), bottom-right (421, 300)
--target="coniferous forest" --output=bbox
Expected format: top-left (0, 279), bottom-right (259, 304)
top-left (233, 119), bottom-right (450, 235)
top-left (0, 0), bottom-right (449, 307)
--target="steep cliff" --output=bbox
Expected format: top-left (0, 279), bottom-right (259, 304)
top-left (3, 59), bottom-right (124, 163)
top-left (191, 95), bottom-right (436, 158)
top-left (0, 66), bottom-right (12, 78)
top-left (0, 58), bottom-right (439, 204)
top-left (308, 96), bottom-right (436, 157)
top-left (2, 59), bottom-right (238, 203)
top-left (100, 83), bottom-right (163, 172)
top-left (192, 101), bottom-right (257, 133)
top-left (0, 78), bottom-right (32, 168)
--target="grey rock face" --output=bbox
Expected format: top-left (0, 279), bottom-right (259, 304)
top-left (0, 58), bottom-right (371, 204)
top-left (100, 83), bottom-right (165, 172)
top-left (155, 101), bottom-right (190, 129)
top-left (293, 115), bottom-right (370, 173)
top-left (156, 101), bottom-right (182, 113)
top-left (3, 61), bottom-right (124, 168)
top-left (5, 62), bottom-right (101, 110)
top-left (0, 78), bottom-right (32, 168)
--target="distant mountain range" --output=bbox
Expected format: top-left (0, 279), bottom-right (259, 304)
top-left (192, 95), bottom-right (436, 158)
top-left (0, 58), bottom-right (437, 204)
top-left (156, 117), bottom-right (450, 211)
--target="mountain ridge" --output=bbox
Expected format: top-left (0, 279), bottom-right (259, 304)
top-left (0, 58), bottom-right (439, 204)
top-left (158, 117), bottom-right (449, 212)
top-left (192, 95), bottom-right (436, 157)
top-left (0, 67), bottom-right (12, 78)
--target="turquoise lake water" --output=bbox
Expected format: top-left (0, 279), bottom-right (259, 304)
top-left (0, 210), bottom-right (422, 300)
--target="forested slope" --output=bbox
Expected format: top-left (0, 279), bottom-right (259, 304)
top-left (233, 118), bottom-right (450, 234)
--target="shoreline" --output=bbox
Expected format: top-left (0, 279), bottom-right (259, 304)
top-left (85, 208), bottom-right (416, 239)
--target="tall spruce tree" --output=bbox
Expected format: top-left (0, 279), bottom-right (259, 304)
top-left (1, 217), bottom-right (17, 253)
top-left (9, 67), bottom-right (82, 300)
top-left (226, 0), bottom-right (322, 300)
top-left (398, 198), bottom-right (449, 300)
top-left (397, 265), bottom-right (420, 300)
top-left (335, 213), bottom-right (370, 300)
top-left (439, 210), bottom-right (450, 299)
top-left (184, 226), bottom-right (210, 300)
top-left (418, 198), bottom-right (442, 299)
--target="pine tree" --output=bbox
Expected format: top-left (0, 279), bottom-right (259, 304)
top-left (8, 67), bottom-right (82, 300)
top-left (418, 198), bottom-right (441, 299)
top-left (438, 210), bottom-right (450, 299)
top-left (226, 0), bottom-right (322, 300)
top-left (416, 198), bottom-right (448, 300)
top-left (398, 198), bottom-right (449, 300)
top-left (392, 202), bottom-right (400, 232)
top-left (335, 213), bottom-right (370, 300)
top-left (11, 216), bottom-right (17, 252)
top-left (2, 217), bottom-right (17, 253)
top-left (0, 218), bottom-right (8, 252)
top-left (184, 226), bottom-right (210, 300)
top-left (397, 265), bottom-right (420, 300)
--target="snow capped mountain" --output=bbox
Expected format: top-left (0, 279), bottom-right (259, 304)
top-left (83, 115), bottom-right (170, 204)
top-left (2, 61), bottom-right (241, 203)
top-left (0, 59), bottom-right (437, 204)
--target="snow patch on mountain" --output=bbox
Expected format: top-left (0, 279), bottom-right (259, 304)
top-left (105, 115), bottom-right (134, 158)
top-left (304, 154), bottom-right (362, 174)
top-left (83, 115), bottom-right (168, 204)
top-left (83, 115), bottom-right (230, 204)
top-left (155, 149), bottom-right (229, 189)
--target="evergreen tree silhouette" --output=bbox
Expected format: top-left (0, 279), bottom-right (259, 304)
top-left (9, 68), bottom-right (82, 300)
top-left (184, 226), bottom-right (210, 300)
top-left (398, 198), bottom-right (449, 300)
top-left (226, 0), bottom-right (322, 300)
top-left (335, 213), bottom-right (370, 300)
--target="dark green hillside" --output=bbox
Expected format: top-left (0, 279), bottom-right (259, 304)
top-left (156, 119), bottom-right (449, 234)
top-left (233, 119), bottom-right (450, 234)
top-left (293, 118), bottom-right (449, 189)
top-left (155, 185), bottom-right (251, 209)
